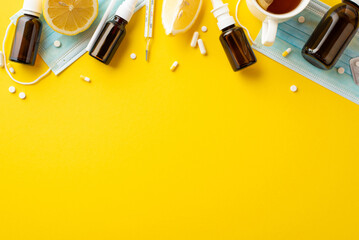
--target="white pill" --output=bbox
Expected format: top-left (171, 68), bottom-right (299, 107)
top-left (19, 92), bottom-right (26, 99)
top-left (298, 16), bottom-right (305, 23)
top-left (9, 86), bottom-right (16, 93)
top-left (54, 40), bottom-right (61, 48)
top-left (0, 51), bottom-right (4, 67)
top-left (190, 31), bottom-right (199, 48)
top-left (290, 85), bottom-right (298, 92)
top-left (130, 53), bottom-right (137, 60)
top-left (338, 67), bottom-right (345, 74)
top-left (170, 61), bottom-right (178, 72)
top-left (197, 39), bottom-right (207, 55)
top-left (201, 26), bottom-right (208, 33)
top-left (355, 61), bottom-right (359, 67)
top-left (7, 63), bottom-right (15, 74)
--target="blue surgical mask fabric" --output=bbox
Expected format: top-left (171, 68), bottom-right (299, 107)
top-left (10, 0), bottom-right (145, 75)
top-left (252, 0), bottom-right (359, 105)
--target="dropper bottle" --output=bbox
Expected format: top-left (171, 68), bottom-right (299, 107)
top-left (89, 0), bottom-right (138, 64)
top-left (10, 0), bottom-right (42, 65)
top-left (211, 0), bottom-right (256, 71)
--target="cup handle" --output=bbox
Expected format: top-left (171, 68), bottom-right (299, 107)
top-left (261, 17), bottom-right (278, 47)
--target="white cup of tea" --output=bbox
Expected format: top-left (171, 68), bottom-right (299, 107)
top-left (246, 0), bottom-right (310, 46)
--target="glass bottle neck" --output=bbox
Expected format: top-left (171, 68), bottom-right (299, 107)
top-left (222, 24), bottom-right (236, 32)
top-left (114, 15), bottom-right (128, 25)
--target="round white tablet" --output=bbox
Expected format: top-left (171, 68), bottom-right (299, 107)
top-left (338, 67), bottom-right (345, 74)
top-left (130, 53), bottom-right (137, 60)
top-left (201, 26), bottom-right (208, 33)
top-left (19, 92), bottom-right (26, 99)
top-left (290, 85), bottom-right (298, 92)
top-left (9, 86), bottom-right (16, 93)
top-left (54, 40), bottom-right (61, 48)
top-left (298, 16), bottom-right (305, 24)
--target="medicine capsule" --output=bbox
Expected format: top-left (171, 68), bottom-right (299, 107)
top-left (197, 39), bottom-right (207, 55)
top-left (170, 61), bottom-right (178, 72)
top-left (80, 75), bottom-right (91, 82)
top-left (282, 48), bottom-right (292, 57)
top-left (191, 32), bottom-right (199, 48)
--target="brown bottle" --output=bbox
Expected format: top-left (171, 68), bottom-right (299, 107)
top-left (302, 0), bottom-right (359, 70)
top-left (220, 25), bottom-right (257, 71)
top-left (10, 0), bottom-right (42, 65)
top-left (89, 0), bottom-right (138, 65)
top-left (211, 0), bottom-right (256, 71)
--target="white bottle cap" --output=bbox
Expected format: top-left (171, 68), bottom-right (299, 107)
top-left (115, 0), bottom-right (138, 22)
top-left (211, 0), bottom-right (236, 31)
top-left (23, 0), bottom-right (42, 17)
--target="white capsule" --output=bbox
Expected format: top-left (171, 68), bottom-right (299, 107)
top-left (19, 92), bottom-right (26, 99)
top-left (170, 61), bottom-right (179, 72)
top-left (130, 53), bottom-right (137, 60)
top-left (80, 75), bottom-right (91, 82)
top-left (201, 26), bottom-right (208, 33)
top-left (9, 86), bottom-right (16, 93)
top-left (54, 40), bottom-right (61, 48)
top-left (298, 16), bottom-right (306, 24)
top-left (290, 85), bottom-right (298, 92)
top-left (7, 63), bottom-right (15, 74)
top-left (338, 67), bottom-right (345, 74)
top-left (190, 31), bottom-right (199, 48)
top-left (0, 51), bottom-right (4, 67)
top-left (197, 39), bottom-right (207, 55)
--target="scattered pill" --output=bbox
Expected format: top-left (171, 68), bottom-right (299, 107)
top-left (338, 67), bottom-right (345, 74)
top-left (7, 63), bottom-right (15, 74)
top-left (54, 40), bottom-right (61, 48)
top-left (201, 26), bottom-right (208, 32)
top-left (80, 75), bottom-right (91, 82)
top-left (170, 61), bottom-right (179, 72)
top-left (19, 92), bottom-right (26, 99)
top-left (0, 51), bottom-right (4, 67)
top-left (282, 48), bottom-right (292, 57)
top-left (355, 61), bottom-right (359, 67)
top-left (9, 86), bottom-right (16, 93)
top-left (298, 16), bottom-right (306, 23)
top-left (290, 85), bottom-right (298, 92)
top-left (190, 31), bottom-right (199, 48)
top-left (197, 39), bottom-right (207, 55)
top-left (130, 53), bottom-right (137, 60)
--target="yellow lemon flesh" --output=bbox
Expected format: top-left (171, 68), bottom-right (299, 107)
top-left (162, 0), bottom-right (202, 35)
top-left (43, 0), bottom-right (98, 36)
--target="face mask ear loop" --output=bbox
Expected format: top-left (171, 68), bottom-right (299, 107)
top-left (2, 21), bottom-right (52, 85)
top-left (236, 0), bottom-right (257, 46)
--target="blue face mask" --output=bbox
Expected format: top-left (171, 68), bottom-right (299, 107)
top-left (7, 0), bottom-right (144, 80)
top-left (252, 0), bottom-right (359, 105)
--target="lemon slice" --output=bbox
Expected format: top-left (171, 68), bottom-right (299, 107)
top-left (162, 0), bottom-right (202, 35)
top-left (43, 0), bottom-right (98, 36)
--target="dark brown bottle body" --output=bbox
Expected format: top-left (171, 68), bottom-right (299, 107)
top-left (10, 14), bottom-right (42, 65)
top-left (89, 16), bottom-right (127, 65)
top-left (302, 0), bottom-right (359, 70)
top-left (220, 25), bottom-right (257, 71)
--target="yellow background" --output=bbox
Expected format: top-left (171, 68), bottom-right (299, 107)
top-left (1, 0), bottom-right (359, 239)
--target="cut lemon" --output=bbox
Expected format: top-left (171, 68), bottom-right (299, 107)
top-left (43, 0), bottom-right (98, 36)
top-left (162, 0), bottom-right (202, 35)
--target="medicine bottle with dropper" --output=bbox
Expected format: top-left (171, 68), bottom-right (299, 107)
top-left (10, 0), bottom-right (42, 65)
top-left (211, 0), bottom-right (257, 71)
top-left (89, 0), bottom-right (138, 64)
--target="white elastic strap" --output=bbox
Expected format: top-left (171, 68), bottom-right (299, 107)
top-left (236, 0), bottom-right (256, 45)
top-left (2, 21), bottom-right (51, 85)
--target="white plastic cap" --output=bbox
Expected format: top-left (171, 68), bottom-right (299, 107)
top-left (115, 0), bottom-right (138, 22)
top-left (23, 0), bottom-right (42, 17)
top-left (211, 0), bottom-right (235, 30)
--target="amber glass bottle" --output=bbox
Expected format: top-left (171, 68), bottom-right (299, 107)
top-left (302, 0), bottom-right (359, 70)
top-left (89, 16), bottom-right (127, 64)
top-left (89, 0), bottom-right (138, 65)
top-left (10, 0), bottom-right (42, 65)
top-left (220, 25), bottom-right (257, 71)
